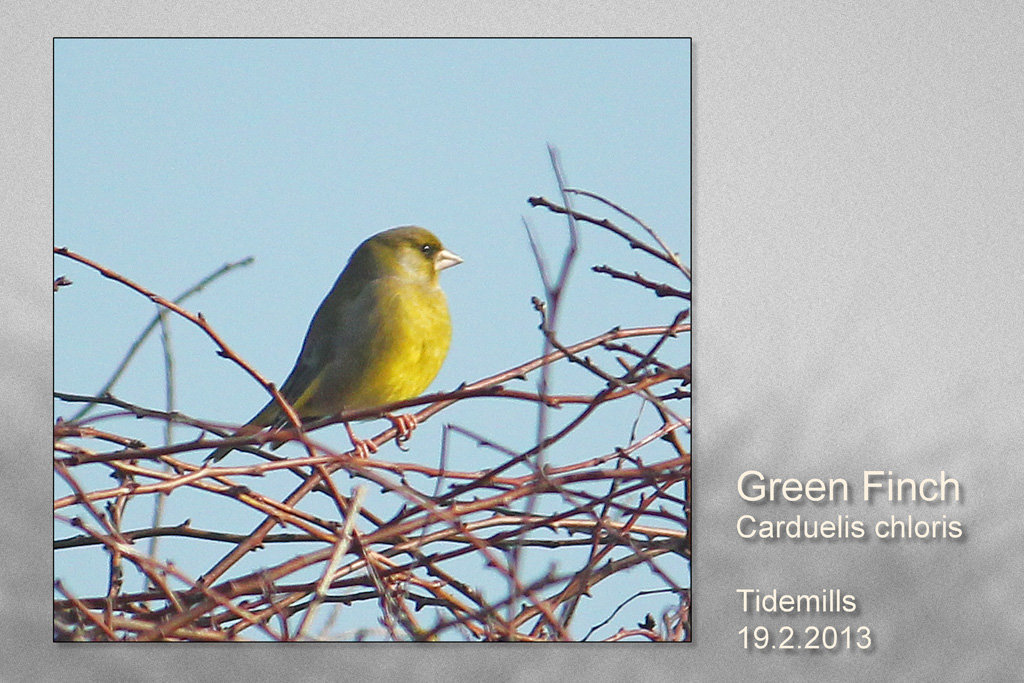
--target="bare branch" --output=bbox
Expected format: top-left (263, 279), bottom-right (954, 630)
top-left (54, 181), bottom-right (690, 642)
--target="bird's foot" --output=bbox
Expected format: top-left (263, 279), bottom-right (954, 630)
top-left (386, 412), bottom-right (418, 450)
top-left (344, 422), bottom-right (378, 458)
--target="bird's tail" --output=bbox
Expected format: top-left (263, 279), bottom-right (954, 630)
top-left (205, 442), bottom-right (237, 464)
top-left (204, 400), bottom-right (282, 463)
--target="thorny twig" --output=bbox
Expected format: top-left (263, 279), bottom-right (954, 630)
top-left (54, 179), bottom-right (690, 642)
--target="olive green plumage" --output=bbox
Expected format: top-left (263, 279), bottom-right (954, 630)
top-left (207, 226), bottom-right (461, 462)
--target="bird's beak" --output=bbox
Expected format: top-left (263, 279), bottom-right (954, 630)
top-left (435, 248), bottom-right (463, 272)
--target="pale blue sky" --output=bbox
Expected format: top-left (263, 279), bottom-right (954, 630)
top-left (54, 38), bottom-right (690, 639)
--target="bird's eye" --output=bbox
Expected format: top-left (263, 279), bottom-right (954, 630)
top-left (421, 244), bottom-right (435, 256)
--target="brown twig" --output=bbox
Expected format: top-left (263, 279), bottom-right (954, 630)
top-left (592, 264), bottom-right (690, 300)
top-left (54, 184), bottom-right (690, 641)
top-left (54, 247), bottom-right (301, 433)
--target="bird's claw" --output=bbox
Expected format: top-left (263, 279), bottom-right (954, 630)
top-left (344, 422), bottom-right (378, 458)
top-left (387, 413), bottom-right (418, 443)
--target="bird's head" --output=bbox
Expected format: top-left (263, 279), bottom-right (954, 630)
top-left (357, 226), bottom-right (462, 285)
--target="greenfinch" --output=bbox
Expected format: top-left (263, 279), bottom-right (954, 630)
top-left (207, 226), bottom-right (461, 462)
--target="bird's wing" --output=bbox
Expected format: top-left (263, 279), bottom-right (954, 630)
top-left (265, 274), bottom-right (380, 423)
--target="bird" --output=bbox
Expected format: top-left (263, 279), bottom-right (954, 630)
top-left (206, 226), bottom-right (462, 462)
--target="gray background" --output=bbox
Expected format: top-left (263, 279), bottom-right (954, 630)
top-left (8, 1), bottom-right (1024, 680)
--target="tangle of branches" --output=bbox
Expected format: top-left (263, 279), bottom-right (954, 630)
top-left (54, 159), bottom-right (691, 642)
